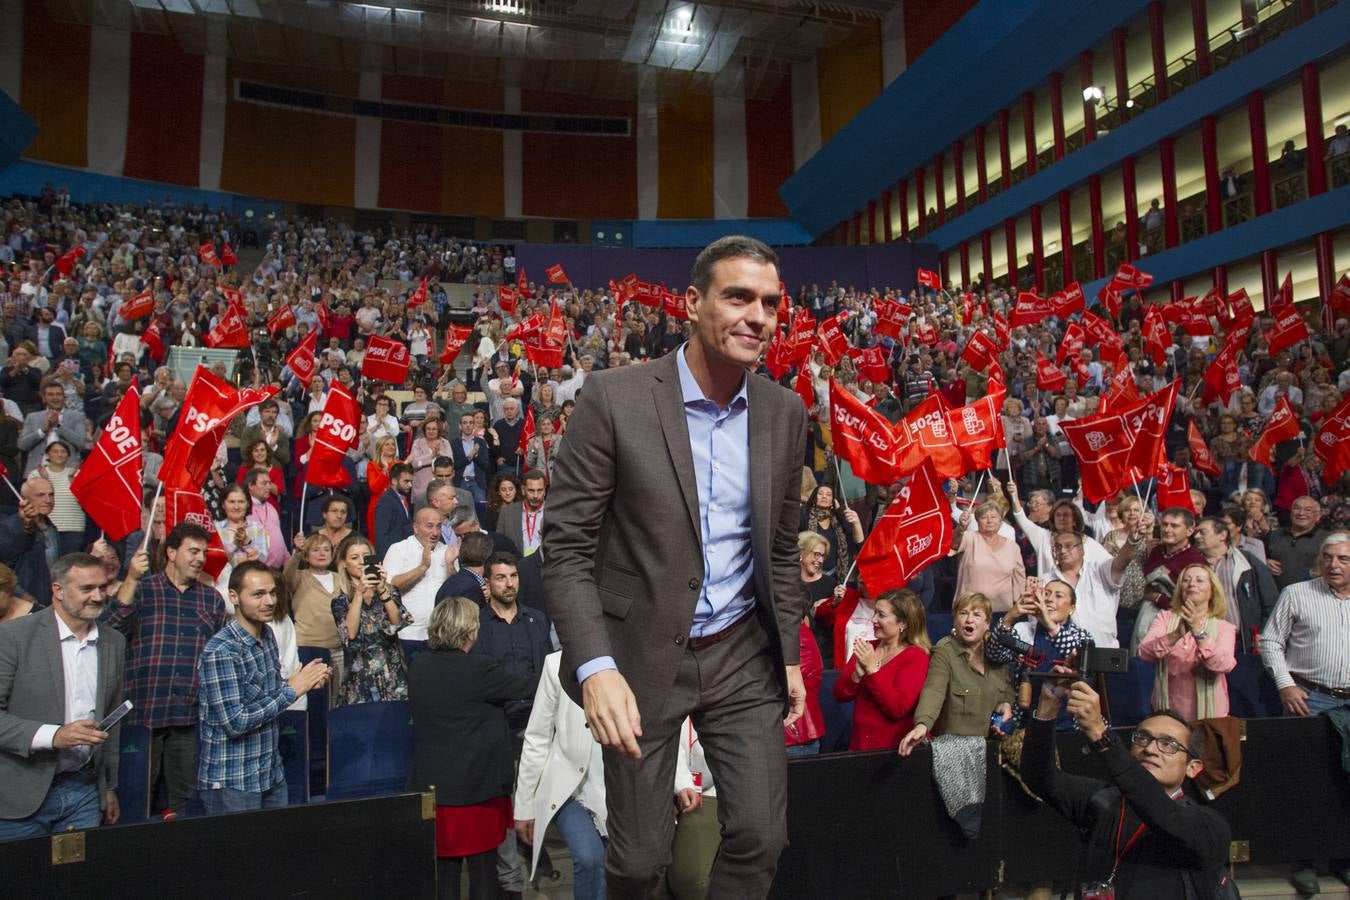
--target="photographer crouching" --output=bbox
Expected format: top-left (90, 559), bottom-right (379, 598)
top-left (1022, 675), bottom-right (1233, 898)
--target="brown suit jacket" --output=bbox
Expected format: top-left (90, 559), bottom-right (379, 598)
top-left (542, 351), bottom-right (808, 714)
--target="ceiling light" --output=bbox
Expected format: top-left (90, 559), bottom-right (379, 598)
top-left (1082, 85), bottom-right (1104, 103)
top-left (1125, 99), bottom-right (1135, 109)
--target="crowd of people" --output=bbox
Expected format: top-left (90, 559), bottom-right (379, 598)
top-left (0, 190), bottom-right (1347, 898)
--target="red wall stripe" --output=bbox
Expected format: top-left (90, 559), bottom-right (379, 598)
top-left (745, 75), bottom-right (793, 218)
top-left (123, 32), bottom-right (203, 187)
top-left (521, 91), bottom-right (637, 220)
top-left (19, 0), bottom-right (90, 168)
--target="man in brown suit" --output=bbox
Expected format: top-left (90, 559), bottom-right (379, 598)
top-left (544, 236), bottom-right (807, 899)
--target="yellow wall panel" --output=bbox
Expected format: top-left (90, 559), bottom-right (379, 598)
top-left (817, 24), bottom-right (883, 145)
top-left (657, 93), bottom-right (714, 219)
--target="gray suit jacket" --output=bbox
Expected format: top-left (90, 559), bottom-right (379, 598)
top-left (18, 407), bottom-right (88, 473)
top-left (0, 607), bottom-right (126, 819)
top-left (497, 501), bottom-right (526, 555)
top-left (543, 351), bottom-right (807, 711)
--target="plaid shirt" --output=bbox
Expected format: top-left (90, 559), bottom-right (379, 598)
top-left (106, 573), bottom-right (228, 729)
top-left (196, 619), bottom-right (295, 793)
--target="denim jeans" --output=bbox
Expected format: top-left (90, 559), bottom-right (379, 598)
top-left (200, 778), bottom-right (288, 817)
top-left (554, 799), bottom-right (606, 900)
top-left (786, 740), bottom-right (821, 759)
top-left (1303, 688), bottom-right (1350, 716)
top-left (0, 772), bottom-right (100, 842)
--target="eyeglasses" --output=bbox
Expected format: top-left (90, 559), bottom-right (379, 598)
top-left (805, 550), bottom-right (827, 560)
top-left (1130, 730), bottom-right (1189, 757)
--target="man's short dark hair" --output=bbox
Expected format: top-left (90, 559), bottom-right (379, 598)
top-left (245, 467), bottom-right (270, 490)
top-left (165, 522), bottom-right (211, 551)
top-left (432, 455), bottom-right (454, 470)
top-left (51, 552), bottom-right (104, 589)
top-left (228, 560), bottom-right (274, 596)
top-left (1160, 507), bottom-right (1196, 528)
top-left (259, 398), bottom-right (279, 413)
top-left (689, 236), bottom-right (780, 295)
top-left (459, 532), bottom-right (494, 569)
top-left (484, 551), bottom-right (518, 577)
top-left (1221, 503), bottom-right (1247, 528)
top-left (1141, 708), bottom-right (1206, 760)
top-left (390, 462), bottom-right (413, 480)
top-left (522, 469), bottom-right (546, 485)
top-left (1197, 516), bottom-right (1231, 544)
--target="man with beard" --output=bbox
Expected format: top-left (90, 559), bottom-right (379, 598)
top-left (197, 562), bottom-right (330, 815)
top-left (0, 553), bottom-right (126, 839)
top-left (108, 523), bottom-right (227, 819)
top-left (471, 551), bottom-right (553, 898)
top-left (373, 463), bottom-right (415, 557)
top-left (498, 470), bottom-right (547, 560)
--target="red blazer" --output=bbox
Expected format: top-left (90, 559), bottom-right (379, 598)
top-left (786, 623), bottom-right (824, 747)
top-left (832, 643), bottom-right (930, 751)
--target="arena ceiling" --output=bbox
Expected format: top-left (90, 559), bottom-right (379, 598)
top-left (47, 0), bottom-right (895, 100)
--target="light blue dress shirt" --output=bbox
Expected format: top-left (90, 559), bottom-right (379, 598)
top-left (577, 344), bottom-right (757, 684)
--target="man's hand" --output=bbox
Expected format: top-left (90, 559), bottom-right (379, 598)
top-left (1279, 684), bottom-right (1310, 717)
top-left (675, 787), bottom-right (702, 814)
top-left (102, 791), bottom-right (120, 825)
top-left (581, 669), bottom-right (643, 759)
top-left (1266, 559), bottom-right (1283, 576)
top-left (287, 659), bottom-right (332, 696)
top-left (53, 720), bottom-right (108, 749)
top-left (17, 498), bottom-right (38, 527)
top-left (1066, 682), bottom-right (1108, 740)
top-left (783, 664), bottom-right (805, 727)
top-left (515, 819), bottom-right (535, 845)
top-left (125, 550), bottom-right (150, 581)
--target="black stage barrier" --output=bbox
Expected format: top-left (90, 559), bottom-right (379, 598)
top-left (772, 716), bottom-right (1350, 899)
top-left (4, 791), bottom-right (435, 899)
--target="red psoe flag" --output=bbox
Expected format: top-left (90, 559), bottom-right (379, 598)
top-left (140, 319), bottom-right (165, 362)
top-left (1202, 346), bottom-right (1242, 405)
top-left (121, 288), bottom-right (155, 321)
top-left (1270, 271), bottom-right (1294, 315)
top-left (546, 264), bottom-right (570, 285)
top-left (1188, 421), bottom-right (1221, 477)
top-left (54, 245), bottom-right (86, 276)
top-left (898, 395), bottom-right (962, 477)
top-left (1048, 281), bottom-right (1085, 319)
top-left (990, 313), bottom-right (1010, 349)
top-left (945, 383), bottom-right (1006, 474)
top-left (916, 268), bottom-right (941, 290)
top-left (205, 300), bottom-right (250, 348)
top-left (266, 304), bottom-right (296, 337)
top-left (1142, 305), bottom-right (1171, 365)
top-left (305, 382), bottom-right (360, 488)
top-left (517, 406), bottom-right (536, 454)
top-left (662, 289), bottom-right (689, 321)
top-left (856, 346), bottom-right (891, 385)
top-left (220, 243), bottom-right (238, 267)
top-left (1314, 393), bottom-right (1350, 484)
top-left (1266, 306), bottom-right (1311, 357)
top-left (199, 242), bottom-right (221, 268)
top-left (1061, 411), bottom-right (1134, 503)
top-left (1036, 352), bottom-right (1068, 391)
top-left (763, 337), bottom-right (794, 380)
top-left (816, 314), bottom-right (849, 364)
top-left (1226, 289), bottom-right (1255, 327)
top-left (407, 277), bottom-right (428, 308)
top-left (498, 285), bottom-right (519, 316)
top-left (1081, 310), bottom-right (1127, 367)
top-left (961, 329), bottom-right (999, 372)
top-left (69, 386), bottom-right (144, 540)
top-left (855, 460), bottom-right (952, 595)
top-left (439, 323), bottom-right (474, 365)
top-left (1328, 273), bottom-right (1350, 318)
top-left (1108, 262), bottom-right (1154, 291)
top-left (1097, 282), bottom-right (1124, 320)
top-left (1155, 464), bottom-right (1196, 515)
top-left (873, 298), bottom-right (908, 340)
top-left (361, 334), bottom-right (412, 384)
top-left (161, 367), bottom-right (279, 490)
top-left (164, 487), bottom-right (229, 579)
top-left (286, 328), bottom-right (318, 383)
top-left (829, 379), bottom-right (905, 485)
top-left (1249, 397), bottom-right (1301, 467)
top-left (1010, 291), bottom-right (1053, 327)
top-left (517, 267), bottom-right (529, 296)
top-left (777, 281), bottom-right (791, 324)
top-left (1057, 321), bottom-right (1086, 366)
top-left (794, 367), bottom-right (815, 412)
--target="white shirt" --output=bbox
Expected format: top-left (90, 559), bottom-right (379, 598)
top-left (519, 504), bottom-right (544, 556)
top-left (1045, 556), bottom-right (1122, 648)
top-left (31, 616), bottom-right (100, 774)
top-left (1260, 577), bottom-right (1350, 690)
top-left (382, 535), bottom-right (449, 641)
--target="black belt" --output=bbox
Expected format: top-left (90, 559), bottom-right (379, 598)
top-left (53, 766), bottom-right (96, 782)
top-left (687, 606), bottom-right (757, 651)
top-left (1293, 674), bottom-right (1350, 700)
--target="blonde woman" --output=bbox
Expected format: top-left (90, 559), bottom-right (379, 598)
top-left (1138, 563), bottom-right (1237, 720)
top-left (831, 589), bottom-right (932, 751)
top-left (284, 533), bottom-right (346, 700)
top-left (330, 534), bottom-right (412, 706)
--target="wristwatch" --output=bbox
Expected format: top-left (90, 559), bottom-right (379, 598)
top-left (1088, 729), bottom-right (1116, 754)
top-left (1192, 629), bottom-right (1208, 641)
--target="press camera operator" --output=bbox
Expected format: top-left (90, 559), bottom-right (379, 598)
top-left (1021, 675), bottom-right (1232, 898)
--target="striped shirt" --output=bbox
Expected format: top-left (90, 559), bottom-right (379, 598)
top-left (1259, 577), bottom-right (1350, 691)
top-left (197, 619), bottom-right (296, 792)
